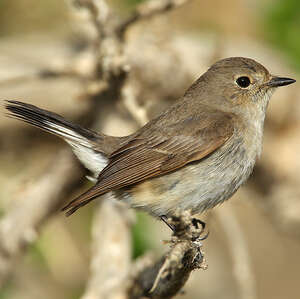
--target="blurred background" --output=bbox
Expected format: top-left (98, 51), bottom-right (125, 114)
top-left (0, 0), bottom-right (300, 298)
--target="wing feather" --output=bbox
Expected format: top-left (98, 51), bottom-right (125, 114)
top-left (62, 110), bottom-right (234, 215)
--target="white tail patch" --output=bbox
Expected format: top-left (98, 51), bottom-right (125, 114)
top-left (44, 121), bottom-right (108, 176)
top-left (67, 141), bottom-right (108, 176)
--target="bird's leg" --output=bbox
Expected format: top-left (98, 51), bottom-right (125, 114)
top-left (161, 215), bottom-right (208, 241)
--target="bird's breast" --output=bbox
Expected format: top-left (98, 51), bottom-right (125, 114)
top-left (117, 131), bottom-right (260, 217)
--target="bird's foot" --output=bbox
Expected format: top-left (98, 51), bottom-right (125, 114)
top-left (191, 218), bottom-right (209, 241)
top-left (161, 214), bottom-right (209, 241)
top-left (192, 218), bottom-right (206, 230)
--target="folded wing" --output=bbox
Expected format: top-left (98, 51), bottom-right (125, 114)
top-left (62, 110), bottom-right (234, 216)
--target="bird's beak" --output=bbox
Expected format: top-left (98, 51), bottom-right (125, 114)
top-left (268, 76), bottom-right (296, 87)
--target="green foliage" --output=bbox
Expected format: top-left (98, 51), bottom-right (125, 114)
top-left (0, 281), bottom-right (13, 299)
top-left (263, 0), bottom-right (300, 71)
top-left (69, 287), bottom-right (85, 299)
top-left (26, 241), bottom-right (49, 270)
top-left (132, 213), bottom-right (154, 259)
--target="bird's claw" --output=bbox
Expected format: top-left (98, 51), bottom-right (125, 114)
top-left (191, 217), bottom-right (209, 241)
top-left (161, 215), bottom-right (209, 241)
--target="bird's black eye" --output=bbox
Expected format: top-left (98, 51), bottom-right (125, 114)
top-left (236, 76), bottom-right (251, 88)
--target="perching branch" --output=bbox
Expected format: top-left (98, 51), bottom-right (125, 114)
top-left (0, 150), bottom-right (83, 287)
top-left (128, 211), bottom-right (207, 299)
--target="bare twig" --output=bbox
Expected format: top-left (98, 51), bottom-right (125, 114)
top-left (0, 69), bottom-right (84, 87)
top-left (128, 211), bottom-right (207, 299)
top-left (0, 48), bottom-right (100, 88)
top-left (0, 150), bottom-right (83, 287)
top-left (70, 2), bottom-right (134, 298)
top-left (81, 197), bottom-right (133, 299)
top-left (122, 83), bottom-right (149, 125)
top-left (117, 0), bottom-right (189, 39)
top-left (215, 207), bottom-right (257, 299)
top-left (74, 0), bottom-right (128, 81)
top-left (74, 0), bottom-right (111, 39)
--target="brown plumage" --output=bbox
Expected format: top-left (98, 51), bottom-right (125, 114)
top-left (4, 57), bottom-right (296, 219)
top-left (62, 107), bottom-right (234, 215)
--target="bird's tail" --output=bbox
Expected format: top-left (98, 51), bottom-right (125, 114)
top-left (4, 100), bottom-right (108, 176)
top-left (5, 100), bottom-right (99, 147)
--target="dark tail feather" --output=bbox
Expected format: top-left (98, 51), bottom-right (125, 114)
top-left (62, 185), bottom-right (107, 216)
top-left (4, 100), bottom-right (99, 146)
top-left (5, 100), bottom-right (113, 215)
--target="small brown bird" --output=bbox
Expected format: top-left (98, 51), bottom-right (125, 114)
top-left (5, 57), bottom-right (296, 223)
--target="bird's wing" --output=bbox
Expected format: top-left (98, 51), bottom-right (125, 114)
top-left (62, 111), bottom-right (234, 215)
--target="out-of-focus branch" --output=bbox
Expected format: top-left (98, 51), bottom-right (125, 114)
top-left (249, 162), bottom-right (300, 238)
top-left (81, 198), bottom-right (133, 299)
top-left (0, 150), bottom-right (83, 287)
top-left (0, 69), bottom-right (84, 87)
top-left (117, 0), bottom-right (189, 39)
top-left (75, 0), bottom-right (128, 82)
top-left (74, 0), bottom-right (111, 39)
top-left (70, 2), bottom-right (133, 299)
top-left (122, 83), bottom-right (149, 125)
top-left (128, 211), bottom-right (207, 299)
top-left (0, 48), bottom-right (99, 88)
top-left (214, 207), bottom-right (257, 299)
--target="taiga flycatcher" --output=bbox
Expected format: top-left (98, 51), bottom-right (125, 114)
top-left (5, 57), bottom-right (296, 223)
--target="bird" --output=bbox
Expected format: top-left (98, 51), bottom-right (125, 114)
top-left (5, 57), bottom-right (296, 225)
